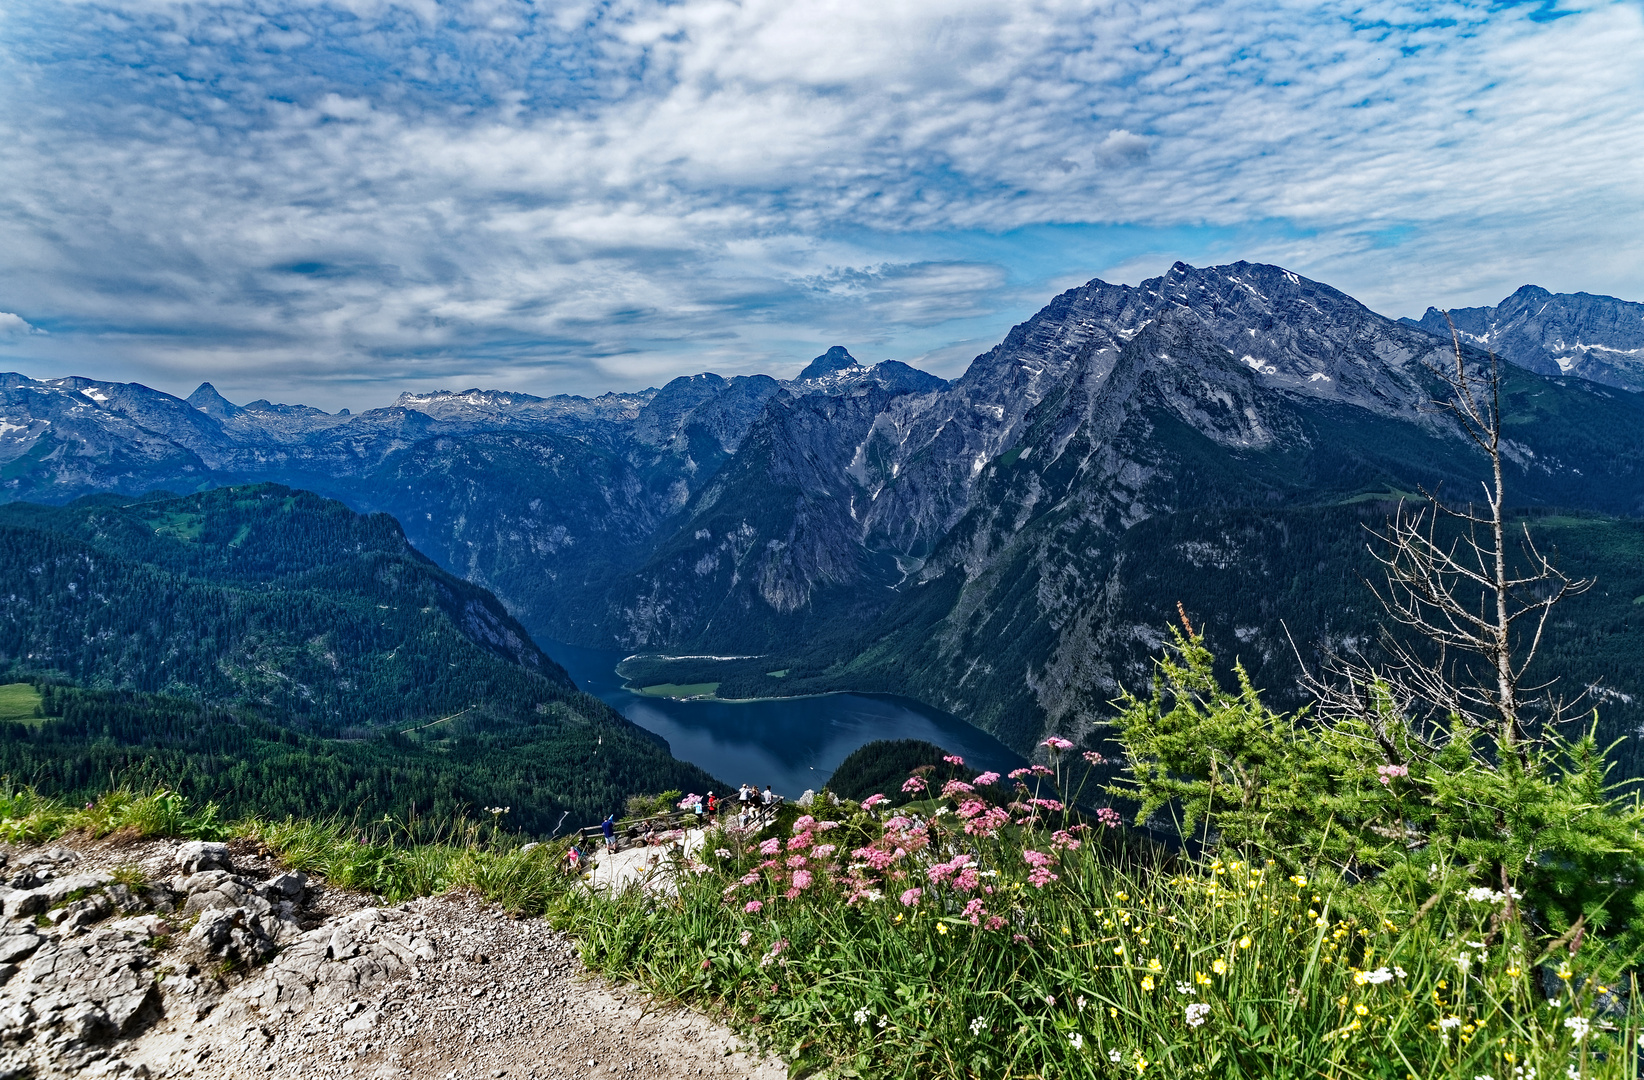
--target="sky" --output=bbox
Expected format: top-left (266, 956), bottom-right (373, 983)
top-left (1, 0), bottom-right (1641, 411)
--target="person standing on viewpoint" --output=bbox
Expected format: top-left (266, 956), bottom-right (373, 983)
top-left (601, 813), bottom-right (617, 854)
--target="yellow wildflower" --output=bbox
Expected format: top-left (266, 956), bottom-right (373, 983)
top-left (1141, 975), bottom-right (1155, 991)
top-left (1212, 958), bottom-right (1228, 975)
top-left (1147, 958), bottom-right (1162, 972)
top-left (1353, 1003), bottom-right (1369, 1017)
top-left (1237, 935), bottom-right (1252, 949)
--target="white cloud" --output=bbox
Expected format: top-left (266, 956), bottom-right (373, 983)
top-left (0, 0), bottom-right (1639, 406)
top-left (0, 313), bottom-right (40, 335)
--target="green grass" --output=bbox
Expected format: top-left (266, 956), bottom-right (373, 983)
top-left (637, 682), bottom-right (721, 699)
top-left (0, 684), bottom-right (41, 724)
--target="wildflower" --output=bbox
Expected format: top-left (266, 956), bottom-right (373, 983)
top-left (1109, 1049), bottom-right (1122, 1063)
top-left (1556, 964), bottom-right (1572, 981)
top-left (1237, 935), bottom-right (1252, 949)
top-left (936, 923), bottom-right (949, 936)
top-left (1083, 750), bottom-right (1107, 765)
top-left (1394, 966), bottom-right (1407, 979)
top-left (1355, 968), bottom-right (1394, 986)
top-left (1068, 1032), bottom-right (1084, 1050)
top-left (943, 754), bottom-right (965, 765)
top-left (1185, 1003), bottom-right (1210, 1027)
top-left (1507, 965), bottom-right (1523, 978)
top-left (1141, 975), bottom-right (1155, 991)
top-left (713, 847), bottom-right (731, 858)
top-left (1175, 981), bottom-right (1195, 995)
top-left (759, 838), bottom-right (782, 856)
top-left (1353, 1003), bottom-right (1369, 1017)
top-left (758, 940), bottom-right (786, 967)
top-left (1455, 953), bottom-right (1472, 973)
top-left (791, 870), bottom-right (813, 890)
top-left (1289, 875), bottom-right (1308, 888)
top-left (1211, 958), bottom-right (1228, 976)
top-left (853, 1007), bottom-right (871, 1025)
top-left (1564, 1016), bottom-right (1591, 1042)
top-left (1043, 736), bottom-right (1074, 751)
top-left (1376, 763), bottom-right (1409, 785)
top-left (786, 854), bottom-right (808, 868)
top-left (744, 900), bottom-right (763, 914)
top-left (1096, 807), bottom-right (1122, 828)
top-left (1077, 995), bottom-right (1087, 1011)
top-left (900, 887), bottom-right (923, 906)
top-left (812, 843), bottom-right (836, 859)
top-left (969, 1016), bottom-right (986, 1036)
top-left (901, 776), bottom-right (928, 794)
top-left (941, 779), bottom-right (976, 799)
top-left (1194, 971), bottom-right (1211, 986)
top-left (973, 771), bottom-right (1001, 786)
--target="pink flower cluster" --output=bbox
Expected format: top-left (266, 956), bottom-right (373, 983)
top-left (940, 778), bottom-right (976, 799)
top-left (1376, 763), bottom-right (1410, 786)
top-left (942, 754), bottom-right (965, 766)
top-left (973, 771), bottom-right (1000, 786)
top-left (901, 776), bottom-right (928, 794)
top-left (1042, 736), bottom-right (1075, 752)
top-left (1096, 807), bottom-right (1122, 828)
top-left (1082, 750), bottom-right (1107, 766)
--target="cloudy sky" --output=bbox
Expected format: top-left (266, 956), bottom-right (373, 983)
top-left (1, 0), bottom-right (1640, 410)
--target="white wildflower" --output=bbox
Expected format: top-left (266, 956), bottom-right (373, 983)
top-left (853, 1007), bottom-right (871, 1025)
top-left (1076, 995), bottom-right (1087, 1012)
top-left (1068, 1032), bottom-right (1084, 1050)
top-left (1108, 1049), bottom-right (1123, 1063)
top-left (1394, 966), bottom-right (1408, 980)
top-left (1185, 1003), bottom-right (1211, 1028)
top-left (1455, 952), bottom-right (1472, 972)
top-left (1175, 981), bottom-right (1196, 995)
top-left (1360, 967), bottom-right (1395, 985)
top-left (1565, 1016), bottom-right (1592, 1042)
top-left (969, 1016), bottom-right (986, 1036)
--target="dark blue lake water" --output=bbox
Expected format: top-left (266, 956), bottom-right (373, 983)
top-left (546, 641), bottom-right (1026, 799)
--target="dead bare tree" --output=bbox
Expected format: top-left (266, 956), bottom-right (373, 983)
top-left (1302, 315), bottom-right (1592, 763)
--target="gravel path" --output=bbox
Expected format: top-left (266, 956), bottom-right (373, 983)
top-left (1, 838), bottom-right (784, 1080)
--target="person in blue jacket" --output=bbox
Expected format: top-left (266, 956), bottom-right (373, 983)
top-left (601, 813), bottom-right (617, 853)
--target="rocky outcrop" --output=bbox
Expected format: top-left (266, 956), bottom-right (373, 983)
top-left (0, 840), bottom-right (335, 1078)
top-left (0, 838), bottom-right (779, 1080)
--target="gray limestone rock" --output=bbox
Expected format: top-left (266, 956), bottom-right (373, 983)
top-left (175, 841), bottom-right (232, 874)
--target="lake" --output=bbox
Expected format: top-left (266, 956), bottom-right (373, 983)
top-left (546, 641), bottom-right (1026, 799)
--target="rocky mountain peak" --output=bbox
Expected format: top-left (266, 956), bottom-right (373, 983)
top-left (186, 382), bottom-right (239, 419)
top-left (797, 346), bottom-right (862, 381)
top-left (1410, 285), bottom-right (1644, 391)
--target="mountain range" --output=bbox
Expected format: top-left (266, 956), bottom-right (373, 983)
top-left (4, 262), bottom-right (1643, 766)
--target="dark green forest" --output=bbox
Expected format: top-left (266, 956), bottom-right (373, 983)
top-left (0, 485), bottom-right (724, 829)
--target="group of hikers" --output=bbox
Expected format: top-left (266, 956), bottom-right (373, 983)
top-left (562, 782), bottom-right (783, 872)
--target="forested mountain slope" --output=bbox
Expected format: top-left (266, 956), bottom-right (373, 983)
top-left (0, 485), bottom-right (721, 827)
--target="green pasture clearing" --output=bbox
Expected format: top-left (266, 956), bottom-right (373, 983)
top-left (0, 684), bottom-right (42, 724)
top-left (636, 682), bottom-right (720, 699)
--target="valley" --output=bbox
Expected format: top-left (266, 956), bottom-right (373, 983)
top-left (3, 261), bottom-right (1644, 798)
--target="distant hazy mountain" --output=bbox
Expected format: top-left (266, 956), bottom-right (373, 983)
top-left (1406, 285), bottom-right (1644, 393)
top-left (4, 265), bottom-right (1643, 763)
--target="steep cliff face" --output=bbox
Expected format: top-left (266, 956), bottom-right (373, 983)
top-left (1411, 285), bottom-right (1644, 392)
